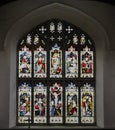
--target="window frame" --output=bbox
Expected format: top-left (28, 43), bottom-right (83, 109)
top-left (16, 19), bottom-right (96, 126)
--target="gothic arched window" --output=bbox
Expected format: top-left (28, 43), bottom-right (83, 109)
top-left (17, 19), bottom-right (96, 126)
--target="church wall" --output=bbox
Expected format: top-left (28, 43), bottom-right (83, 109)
top-left (104, 51), bottom-right (115, 128)
top-left (7, 3), bottom-right (105, 128)
top-left (0, 50), bottom-right (10, 128)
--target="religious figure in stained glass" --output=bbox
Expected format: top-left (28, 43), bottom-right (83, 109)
top-left (66, 82), bottom-right (79, 123)
top-left (65, 46), bottom-right (78, 78)
top-left (80, 46), bottom-right (93, 78)
top-left (18, 82), bottom-right (31, 123)
top-left (34, 82), bottom-right (47, 123)
top-left (50, 82), bottom-right (63, 123)
top-left (19, 46), bottom-right (31, 78)
top-left (50, 44), bottom-right (62, 78)
top-left (81, 83), bottom-right (94, 123)
top-left (34, 46), bottom-right (47, 78)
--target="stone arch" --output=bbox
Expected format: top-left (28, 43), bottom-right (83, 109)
top-left (4, 3), bottom-right (108, 128)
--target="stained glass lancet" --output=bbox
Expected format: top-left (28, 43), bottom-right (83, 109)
top-left (34, 82), bottom-right (47, 123)
top-left (18, 82), bottom-right (31, 123)
top-left (50, 82), bottom-right (63, 123)
top-left (34, 46), bottom-right (47, 78)
top-left (80, 46), bottom-right (94, 78)
top-left (18, 46), bottom-right (32, 78)
top-left (81, 83), bottom-right (94, 123)
top-left (65, 82), bottom-right (79, 123)
top-left (65, 46), bottom-right (78, 78)
top-left (50, 44), bottom-right (62, 78)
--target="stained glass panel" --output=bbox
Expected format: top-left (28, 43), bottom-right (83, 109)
top-left (34, 82), bottom-right (47, 123)
top-left (50, 82), bottom-right (63, 123)
top-left (80, 34), bottom-right (86, 45)
top-left (19, 46), bottom-right (32, 78)
top-left (73, 34), bottom-right (78, 45)
top-left (65, 82), bottom-right (79, 123)
top-left (34, 46), bottom-right (47, 78)
top-left (65, 46), bottom-right (78, 78)
top-left (50, 44), bottom-right (62, 78)
top-left (26, 34), bottom-right (32, 45)
top-left (80, 46), bottom-right (94, 78)
top-left (57, 22), bottom-right (62, 33)
top-left (50, 22), bottom-right (55, 33)
top-left (18, 82), bottom-right (31, 123)
top-left (34, 34), bottom-right (39, 45)
top-left (81, 83), bottom-right (94, 123)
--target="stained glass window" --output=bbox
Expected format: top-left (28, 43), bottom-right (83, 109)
top-left (34, 46), bottom-right (47, 78)
top-left (81, 82), bottom-right (94, 123)
top-left (65, 46), bottom-right (78, 78)
top-left (65, 82), bottom-right (79, 123)
top-left (50, 82), bottom-right (63, 123)
top-left (18, 82), bottom-right (31, 123)
top-left (80, 46), bottom-right (94, 78)
top-left (17, 19), bottom-right (96, 126)
top-left (50, 44), bottom-right (62, 78)
top-left (34, 82), bottom-right (47, 123)
top-left (18, 46), bottom-right (32, 78)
